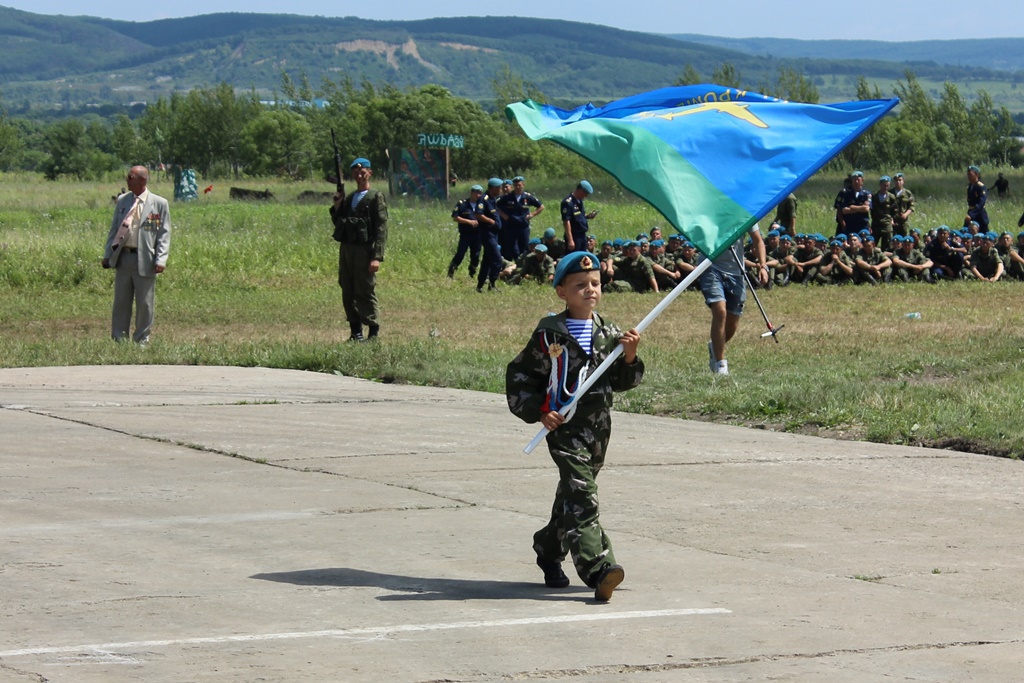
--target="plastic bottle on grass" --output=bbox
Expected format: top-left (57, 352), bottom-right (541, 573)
top-left (904, 312), bottom-right (922, 320)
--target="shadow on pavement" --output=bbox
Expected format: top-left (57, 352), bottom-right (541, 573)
top-left (251, 567), bottom-right (598, 602)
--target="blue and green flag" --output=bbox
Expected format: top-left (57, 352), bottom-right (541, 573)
top-left (506, 85), bottom-right (899, 259)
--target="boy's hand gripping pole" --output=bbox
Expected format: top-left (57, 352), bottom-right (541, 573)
top-left (523, 258), bottom-right (713, 454)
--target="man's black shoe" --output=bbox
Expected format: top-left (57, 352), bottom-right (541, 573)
top-left (591, 564), bottom-right (624, 602)
top-left (347, 333), bottom-right (365, 342)
top-left (536, 557), bottom-right (570, 588)
top-left (367, 324), bottom-right (379, 340)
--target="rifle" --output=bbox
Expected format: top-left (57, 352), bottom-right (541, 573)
top-left (329, 128), bottom-right (345, 197)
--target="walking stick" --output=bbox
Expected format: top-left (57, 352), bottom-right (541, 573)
top-left (731, 248), bottom-right (784, 343)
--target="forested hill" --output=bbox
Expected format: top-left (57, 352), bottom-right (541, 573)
top-left (669, 34), bottom-right (1024, 74)
top-left (2, 5), bottom-right (1023, 112)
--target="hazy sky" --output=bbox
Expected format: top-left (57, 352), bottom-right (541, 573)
top-left (5, 0), bottom-right (1024, 41)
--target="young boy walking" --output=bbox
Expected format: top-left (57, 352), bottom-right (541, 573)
top-left (506, 251), bottom-right (644, 601)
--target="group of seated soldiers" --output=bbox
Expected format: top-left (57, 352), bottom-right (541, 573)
top-left (492, 222), bottom-right (1024, 292)
top-left (752, 224), bottom-right (1024, 286)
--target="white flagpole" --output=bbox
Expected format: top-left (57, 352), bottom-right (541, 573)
top-left (523, 257), bottom-right (714, 454)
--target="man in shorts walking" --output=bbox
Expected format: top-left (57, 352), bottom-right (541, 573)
top-left (700, 225), bottom-right (767, 376)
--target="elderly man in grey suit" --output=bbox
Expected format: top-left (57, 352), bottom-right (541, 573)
top-left (102, 166), bottom-right (171, 344)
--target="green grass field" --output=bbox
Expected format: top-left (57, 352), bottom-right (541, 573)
top-left (2, 171), bottom-right (1024, 459)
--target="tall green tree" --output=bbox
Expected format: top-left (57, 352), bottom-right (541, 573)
top-left (239, 110), bottom-right (314, 177)
top-left (674, 64), bottom-right (702, 87)
top-left (711, 62), bottom-right (742, 88)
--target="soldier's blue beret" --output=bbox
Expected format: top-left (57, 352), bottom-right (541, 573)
top-left (835, 233), bottom-right (847, 241)
top-left (910, 228), bottom-right (921, 234)
top-left (767, 229), bottom-right (780, 237)
top-left (470, 184), bottom-right (483, 192)
top-left (488, 177), bottom-right (502, 187)
top-left (864, 234), bottom-right (875, 242)
top-left (880, 175), bottom-right (891, 182)
top-left (602, 240), bottom-right (613, 247)
top-left (528, 237), bottom-right (541, 245)
top-left (578, 180), bottom-right (594, 194)
top-left (968, 165), bottom-right (981, 174)
top-left (636, 233), bottom-right (649, 240)
top-left (350, 157), bottom-right (371, 169)
top-left (669, 233), bottom-right (683, 241)
top-left (892, 235), bottom-right (905, 243)
top-left (796, 233), bottom-right (807, 239)
top-left (650, 239), bottom-right (664, 247)
top-left (937, 225), bottom-right (950, 232)
top-left (512, 175), bottom-right (525, 182)
top-left (534, 244), bottom-right (548, 253)
top-left (1018, 231), bottom-right (1024, 238)
top-left (894, 172), bottom-right (904, 178)
top-left (851, 170), bottom-right (864, 178)
top-left (858, 229), bottom-right (870, 236)
top-left (612, 238), bottom-right (624, 247)
top-left (815, 233), bottom-right (827, 242)
top-left (987, 232), bottom-right (999, 241)
top-left (553, 251), bottom-right (601, 288)
top-left (829, 240), bottom-right (843, 247)
top-left (779, 235), bottom-right (792, 242)
top-left (969, 220), bottom-right (979, 228)
top-left (543, 227), bottom-right (556, 238)
top-left (503, 179), bottom-right (513, 185)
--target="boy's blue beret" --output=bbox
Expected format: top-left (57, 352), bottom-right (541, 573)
top-left (553, 251), bottom-right (600, 288)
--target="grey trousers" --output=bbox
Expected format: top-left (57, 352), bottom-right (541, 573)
top-left (111, 252), bottom-right (156, 343)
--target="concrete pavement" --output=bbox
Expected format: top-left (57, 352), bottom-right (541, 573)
top-left (1, 365), bottom-right (1022, 682)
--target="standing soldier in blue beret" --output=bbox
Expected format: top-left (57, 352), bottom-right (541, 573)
top-left (561, 180), bottom-right (598, 254)
top-left (871, 175), bottom-right (897, 252)
top-left (497, 175), bottom-right (545, 262)
top-left (966, 165), bottom-right (989, 232)
top-left (330, 157), bottom-right (388, 341)
top-left (891, 172), bottom-right (915, 239)
top-left (448, 184), bottom-right (483, 279)
top-left (506, 251), bottom-right (643, 601)
top-left (840, 171), bottom-right (872, 237)
top-left (475, 178), bottom-right (505, 292)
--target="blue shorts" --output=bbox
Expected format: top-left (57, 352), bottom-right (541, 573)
top-left (700, 268), bottom-right (746, 317)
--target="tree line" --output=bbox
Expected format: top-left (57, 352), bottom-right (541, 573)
top-left (0, 65), bottom-right (1021, 182)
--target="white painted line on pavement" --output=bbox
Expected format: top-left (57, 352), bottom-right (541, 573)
top-left (0, 608), bottom-right (731, 658)
top-left (0, 510), bottom-right (322, 536)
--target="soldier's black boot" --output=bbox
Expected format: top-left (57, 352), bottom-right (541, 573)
top-left (347, 322), bottom-right (364, 342)
top-left (367, 324), bottom-right (379, 340)
top-left (447, 263), bottom-right (456, 279)
top-left (536, 557), bottom-right (570, 588)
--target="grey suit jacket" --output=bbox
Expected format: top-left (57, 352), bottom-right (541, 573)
top-left (104, 190), bottom-right (172, 276)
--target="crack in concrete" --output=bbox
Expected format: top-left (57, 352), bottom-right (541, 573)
top-left (422, 638), bottom-right (1021, 680)
top-left (0, 662), bottom-right (46, 682)
top-left (17, 409), bottom-right (479, 509)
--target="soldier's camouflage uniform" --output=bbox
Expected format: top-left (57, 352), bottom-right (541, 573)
top-left (606, 255), bottom-right (656, 292)
top-left (511, 253), bottom-right (556, 284)
top-left (506, 311), bottom-right (644, 585)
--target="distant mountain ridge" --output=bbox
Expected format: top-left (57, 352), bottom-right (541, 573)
top-left (1, 5), bottom-right (1023, 113)
top-left (668, 34), bottom-right (1024, 74)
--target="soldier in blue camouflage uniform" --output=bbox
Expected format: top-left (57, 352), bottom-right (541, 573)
top-left (506, 251), bottom-right (644, 602)
top-left (447, 184), bottom-right (483, 279)
top-left (475, 178), bottom-right (505, 292)
top-left (966, 165), bottom-right (989, 232)
top-left (497, 175), bottom-right (545, 262)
